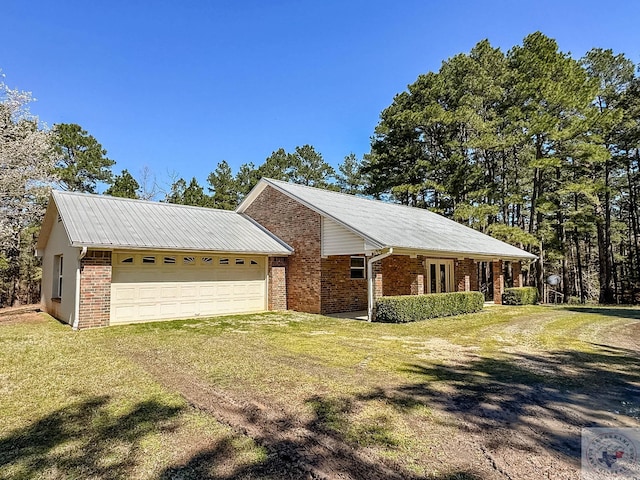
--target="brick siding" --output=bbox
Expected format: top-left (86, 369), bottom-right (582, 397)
top-left (268, 257), bottom-right (287, 310)
top-left (78, 250), bottom-right (112, 329)
top-left (492, 260), bottom-right (504, 304)
top-left (321, 256), bottom-right (367, 314)
top-left (244, 186), bottom-right (322, 313)
top-left (455, 258), bottom-right (479, 292)
top-left (512, 261), bottom-right (522, 287)
top-left (381, 256), bottom-right (412, 296)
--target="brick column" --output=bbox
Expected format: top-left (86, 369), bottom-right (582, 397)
top-left (512, 262), bottom-right (523, 287)
top-left (410, 256), bottom-right (424, 295)
top-left (78, 251), bottom-right (112, 329)
top-left (373, 260), bottom-right (383, 299)
top-left (268, 257), bottom-right (287, 310)
top-left (455, 259), bottom-right (478, 292)
top-left (492, 260), bottom-right (504, 304)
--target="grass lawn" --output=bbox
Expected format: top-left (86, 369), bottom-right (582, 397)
top-left (1, 305), bottom-right (639, 479)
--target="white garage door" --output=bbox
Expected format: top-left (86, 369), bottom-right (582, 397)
top-left (110, 252), bottom-right (266, 324)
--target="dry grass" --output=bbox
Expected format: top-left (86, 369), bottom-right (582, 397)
top-left (1, 305), bottom-right (639, 479)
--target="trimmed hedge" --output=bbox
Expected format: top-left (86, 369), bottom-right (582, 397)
top-left (374, 291), bottom-right (484, 323)
top-left (501, 287), bottom-right (539, 305)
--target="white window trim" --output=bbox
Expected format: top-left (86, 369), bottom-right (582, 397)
top-left (350, 256), bottom-right (366, 279)
top-left (426, 259), bottom-right (454, 294)
top-left (54, 255), bottom-right (63, 298)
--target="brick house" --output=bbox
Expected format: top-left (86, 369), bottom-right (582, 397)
top-left (36, 191), bottom-right (292, 329)
top-left (37, 179), bottom-right (535, 329)
top-left (237, 179), bottom-right (536, 320)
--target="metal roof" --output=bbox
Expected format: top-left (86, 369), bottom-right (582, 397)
top-left (239, 178), bottom-right (536, 260)
top-left (45, 190), bottom-right (292, 255)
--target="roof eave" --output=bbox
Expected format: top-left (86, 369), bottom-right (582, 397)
top-left (383, 246), bottom-right (537, 261)
top-left (68, 242), bottom-right (292, 256)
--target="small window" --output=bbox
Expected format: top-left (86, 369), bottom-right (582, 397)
top-left (350, 256), bottom-right (366, 279)
top-left (163, 256), bottom-right (176, 264)
top-left (53, 255), bottom-right (63, 297)
top-left (235, 258), bottom-right (245, 265)
top-left (219, 258), bottom-right (229, 265)
top-left (201, 257), bottom-right (213, 265)
top-left (120, 256), bottom-right (134, 264)
top-left (250, 260), bottom-right (258, 265)
top-left (142, 256), bottom-right (156, 264)
top-left (183, 256), bottom-right (195, 265)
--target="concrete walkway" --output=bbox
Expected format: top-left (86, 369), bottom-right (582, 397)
top-left (327, 310), bottom-right (368, 321)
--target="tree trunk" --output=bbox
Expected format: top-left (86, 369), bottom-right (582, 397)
top-left (574, 227), bottom-right (585, 303)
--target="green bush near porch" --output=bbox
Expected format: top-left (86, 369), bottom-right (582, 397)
top-left (502, 287), bottom-right (539, 305)
top-left (374, 291), bottom-right (484, 323)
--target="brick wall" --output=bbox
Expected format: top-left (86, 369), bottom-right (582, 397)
top-left (321, 256), bottom-right (368, 314)
top-left (492, 260), bottom-right (504, 304)
top-left (381, 256), bottom-right (412, 296)
top-left (455, 258), bottom-right (479, 292)
top-left (244, 186), bottom-right (322, 314)
top-left (78, 250), bottom-right (112, 329)
top-left (268, 257), bottom-right (287, 310)
top-left (409, 256), bottom-right (425, 295)
top-left (512, 261), bottom-right (522, 287)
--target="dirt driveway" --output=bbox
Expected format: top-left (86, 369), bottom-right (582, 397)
top-left (98, 306), bottom-right (640, 479)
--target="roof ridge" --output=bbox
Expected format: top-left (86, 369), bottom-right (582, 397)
top-left (263, 178), bottom-right (444, 217)
top-left (52, 190), bottom-right (238, 214)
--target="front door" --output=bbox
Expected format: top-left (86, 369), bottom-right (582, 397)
top-left (426, 259), bottom-right (454, 294)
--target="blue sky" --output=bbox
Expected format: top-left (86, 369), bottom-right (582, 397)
top-left (3, 0), bottom-right (640, 192)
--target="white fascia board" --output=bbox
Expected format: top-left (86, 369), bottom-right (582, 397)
top-left (71, 243), bottom-right (293, 256)
top-left (390, 247), bottom-right (537, 261)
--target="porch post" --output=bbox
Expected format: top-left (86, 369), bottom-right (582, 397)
top-left (512, 261), bottom-right (523, 287)
top-left (367, 248), bottom-right (393, 321)
top-left (492, 260), bottom-right (504, 304)
top-left (410, 256), bottom-right (424, 295)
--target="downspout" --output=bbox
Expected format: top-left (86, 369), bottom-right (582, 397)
top-left (367, 248), bottom-right (393, 322)
top-left (72, 246), bottom-right (88, 330)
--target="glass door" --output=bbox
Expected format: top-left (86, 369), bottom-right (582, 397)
top-left (426, 259), bottom-right (454, 294)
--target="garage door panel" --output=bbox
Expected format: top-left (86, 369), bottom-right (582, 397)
top-left (114, 287), bottom-right (136, 301)
top-left (110, 254), bottom-right (267, 324)
top-left (161, 286), bottom-right (179, 298)
top-left (160, 303), bottom-right (180, 316)
top-left (139, 287), bottom-right (159, 300)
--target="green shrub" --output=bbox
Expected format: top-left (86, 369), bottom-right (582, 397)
top-left (501, 287), bottom-right (539, 305)
top-left (374, 292), bottom-right (484, 323)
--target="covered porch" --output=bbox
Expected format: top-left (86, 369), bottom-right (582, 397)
top-left (366, 250), bottom-right (526, 320)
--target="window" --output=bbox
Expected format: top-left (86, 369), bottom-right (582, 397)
top-left (163, 256), bottom-right (176, 264)
top-left (201, 257), bottom-right (213, 265)
top-left (350, 256), bottom-right (365, 279)
top-left (250, 260), bottom-right (258, 265)
top-left (53, 255), bottom-right (63, 298)
top-left (142, 256), bottom-right (156, 264)
top-left (219, 258), bottom-right (229, 265)
top-left (183, 256), bottom-right (195, 265)
top-left (120, 256), bottom-right (134, 264)
top-left (235, 258), bottom-right (245, 265)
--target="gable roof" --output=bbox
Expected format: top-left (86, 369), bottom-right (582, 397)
top-left (37, 190), bottom-right (292, 255)
top-left (238, 178), bottom-right (536, 261)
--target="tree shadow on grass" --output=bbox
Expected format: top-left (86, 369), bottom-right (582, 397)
top-left (564, 306), bottom-right (640, 320)
top-left (357, 343), bottom-right (640, 463)
top-left (0, 396), bottom-right (183, 480)
top-left (155, 344), bottom-right (640, 479)
top-left (155, 390), bottom-right (486, 480)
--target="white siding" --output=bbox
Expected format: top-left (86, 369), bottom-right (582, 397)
top-left (41, 207), bottom-right (80, 325)
top-left (321, 217), bottom-right (366, 256)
